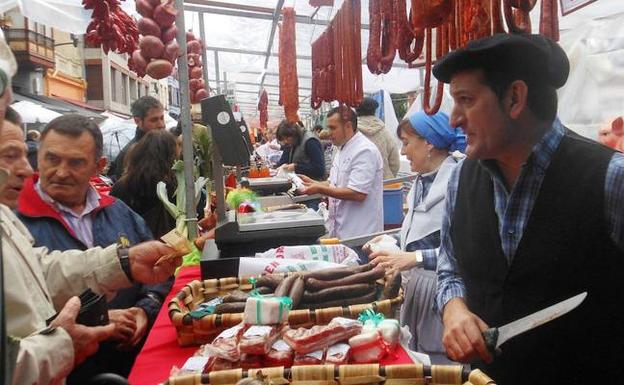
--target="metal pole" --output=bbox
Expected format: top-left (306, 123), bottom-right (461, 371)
top-left (198, 12), bottom-right (210, 93)
top-left (214, 51), bottom-right (220, 94)
top-left (175, 0), bottom-right (198, 239)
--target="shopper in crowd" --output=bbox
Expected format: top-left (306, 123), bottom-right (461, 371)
top-left (25, 129), bottom-right (40, 170)
top-left (276, 119), bottom-right (325, 180)
top-left (356, 97), bottom-right (400, 179)
top-left (108, 96), bottom-right (165, 181)
top-left (301, 106), bottom-right (383, 239)
top-left (0, 29), bottom-right (179, 385)
top-left (312, 123), bottom-right (334, 179)
top-left (16, 114), bottom-right (173, 382)
top-left (255, 126), bottom-right (282, 167)
top-left (364, 110), bottom-right (465, 363)
top-left (433, 34), bottom-right (624, 384)
top-left (111, 129), bottom-right (179, 239)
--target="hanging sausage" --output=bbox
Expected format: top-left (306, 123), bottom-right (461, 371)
top-left (278, 7), bottom-right (300, 123)
top-left (310, 0), bottom-right (361, 109)
top-left (258, 89), bottom-right (269, 129)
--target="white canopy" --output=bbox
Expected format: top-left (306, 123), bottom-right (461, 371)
top-left (11, 100), bottom-right (61, 123)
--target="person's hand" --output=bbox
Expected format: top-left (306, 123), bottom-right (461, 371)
top-left (369, 251), bottom-right (420, 272)
top-left (198, 211), bottom-right (217, 231)
top-left (442, 298), bottom-right (493, 363)
top-left (194, 227), bottom-right (216, 250)
top-left (297, 174), bottom-right (314, 184)
top-left (129, 241), bottom-right (181, 284)
top-left (301, 182), bottom-right (322, 196)
top-left (282, 163), bottom-right (296, 172)
top-left (362, 235), bottom-right (385, 254)
top-left (50, 296), bottom-right (115, 366)
top-left (118, 307), bottom-right (149, 350)
top-left (107, 309), bottom-right (137, 342)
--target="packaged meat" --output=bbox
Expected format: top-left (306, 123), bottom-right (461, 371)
top-left (293, 349), bottom-right (324, 366)
top-left (244, 296), bottom-right (292, 325)
top-left (349, 331), bottom-right (388, 363)
top-left (377, 319), bottom-right (401, 349)
top-left (325, 343), bottom-right (350, 365)
top-left (284, 317), bottom-right (362, 354)
top-left (202, 323), bottom-right (245, 361)
top-left (264, 339), bottom-right (294, 368)
top-left (239, 324), bottom-right (284, 355)
top-left (203, 357), bottom-right (240, 373)
top-left (240, 353), bottom-right (264, 369)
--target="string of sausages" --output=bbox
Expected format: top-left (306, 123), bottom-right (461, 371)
top-left (310, 0), bottom-right (362, 109)
top-left (258, 89), bottom-right (269, 129)
top-left (83, 0), bottom-right (138, 55)
top-left (367, 0), bottom-right (396, 75)
top-left (278, 7), bottom-right (300, 124)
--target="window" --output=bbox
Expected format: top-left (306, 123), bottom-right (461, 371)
top-left (130, 79), bottom-right (137, 103)
top-left (110, 68), bottom-right (117, 102)
top-left (121, 73), bottom-right (128, 105)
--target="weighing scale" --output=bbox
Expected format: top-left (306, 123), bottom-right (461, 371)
top-left (200, 95), bottom-right (326, 277)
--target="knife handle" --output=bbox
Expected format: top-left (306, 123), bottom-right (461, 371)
top-left (483, 327), bottom-right (499, 355)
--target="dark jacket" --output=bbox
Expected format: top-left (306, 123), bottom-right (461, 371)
top-left (16, 175), bottom-right (173, 322)
top-left (110, 180), bottom-right (177, 240)
top-left (108, 128), bottom-right (144, 182)
top-left (277, 130), bottom-right (325, 180)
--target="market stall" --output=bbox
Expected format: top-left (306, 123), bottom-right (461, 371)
top-left (2, 1), bottom-right (623, 385)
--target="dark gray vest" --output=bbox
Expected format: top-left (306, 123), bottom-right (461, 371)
top-left (451, 131), bottom-right (624, 385)
top-left (288, 130), bottom-right (320, 165)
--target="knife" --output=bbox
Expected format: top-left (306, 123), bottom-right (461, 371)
top-left (483, 292), bottom-right (587, 354)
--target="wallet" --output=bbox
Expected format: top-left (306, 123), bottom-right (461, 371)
top-left (47, 289), bottom-right (109, 327)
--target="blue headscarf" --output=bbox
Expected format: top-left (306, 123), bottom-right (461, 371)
top-left (407, 111), bottom-right (466, 152)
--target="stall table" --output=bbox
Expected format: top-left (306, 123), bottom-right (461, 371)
top-left (128, 266), bottom-right (416, 385)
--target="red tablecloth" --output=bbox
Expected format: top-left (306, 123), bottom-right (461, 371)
top-left (128, 266), bottom-right (414, 385)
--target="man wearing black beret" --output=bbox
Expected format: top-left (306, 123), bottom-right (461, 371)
top-left (434, 33), bottom-right (624, 384)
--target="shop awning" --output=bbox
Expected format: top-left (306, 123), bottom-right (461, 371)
top-left (12, 91), bottom-right (107, 122)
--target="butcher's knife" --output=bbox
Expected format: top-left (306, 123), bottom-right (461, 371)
top-left (483, 292), bottom-right (587, 353)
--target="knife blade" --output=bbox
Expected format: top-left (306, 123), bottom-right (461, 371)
top-left (483, 292), bottom-right (587, 353)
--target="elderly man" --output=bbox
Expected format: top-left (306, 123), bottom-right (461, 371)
top-left (16, 114), bottom-right (173, 382)
top-left (301, 106), bottom-right (383, 239)
top-left (108, 96), bottom-right (165, 180)
top-left (434, 34), bottom-right (624, 384)
top-left (0, 31), bottom-right (180, 385)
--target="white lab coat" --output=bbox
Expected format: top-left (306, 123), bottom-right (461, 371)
top-left (327, 131), bottom-right (384, 239)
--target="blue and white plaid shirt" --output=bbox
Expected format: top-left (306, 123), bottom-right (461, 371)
top-left (436, 119), bottom-right (624, 311)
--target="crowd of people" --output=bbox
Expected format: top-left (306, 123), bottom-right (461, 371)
top-left (0, 24), bottom-right (623, 385)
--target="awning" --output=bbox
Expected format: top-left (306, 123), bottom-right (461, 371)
top-left (12, 91), bottom-right (107, 122)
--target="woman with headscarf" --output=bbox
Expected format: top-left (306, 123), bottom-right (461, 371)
top-left (363, 110), bottom-right (466, 363)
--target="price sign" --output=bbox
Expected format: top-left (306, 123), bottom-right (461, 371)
top-left (560, 0), bottom-right (598, 16)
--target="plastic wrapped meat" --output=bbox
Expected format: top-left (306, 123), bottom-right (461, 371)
top-left (284, 317), bottom-right (362, 354)
top-left (377, 319), bottom-right (400, 349)
top-left (325, 343), bottom-right (350, 365)
top-left (244, 296), bottom-right (291, 325)
top-left (202, 323), bottom-right (244, 361)
top-left (239, 324), bottom-right (285, 355)
top-left (203, 357), bottom-right (240, 373)
top-left (240, 353), bottom-right (264, 369)
top-left (293, 349), bottom-right (324, 366)
top-left (264, 339), bottom-right (294, 368)
top-left (349, 331), bottom-right (387, 363)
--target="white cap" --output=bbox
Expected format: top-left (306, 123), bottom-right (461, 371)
top-left (0, 29), bottom-right (17, 77)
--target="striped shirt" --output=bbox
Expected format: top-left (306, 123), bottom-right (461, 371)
top-left (436, 119), bottom-right (624, 311)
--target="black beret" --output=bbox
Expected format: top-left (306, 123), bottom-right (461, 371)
top-left (433, 33), bottom-right (570, 89)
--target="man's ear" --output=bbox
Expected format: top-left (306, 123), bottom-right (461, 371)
top-left (612, 117), bottom-right (624, 136)
top-left (133, 116), bottom-right (141, 127)
top-left (506, 80), bottom-right (529, 120)
top-left (96, 156), bottom-right (108, 174)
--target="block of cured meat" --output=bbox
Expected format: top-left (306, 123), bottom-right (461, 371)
top-left (283, 317), bottom-right (362, 354)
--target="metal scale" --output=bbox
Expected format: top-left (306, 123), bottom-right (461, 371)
top-left (200, 95), bottom-right (326, 275)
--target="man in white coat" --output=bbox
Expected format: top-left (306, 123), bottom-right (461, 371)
top-left (301, 106), bottom-right (384, 239)
top-left (0, 30), bottom-right (180, 385)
